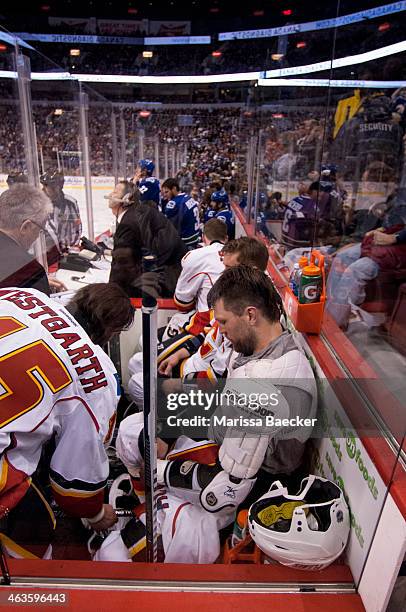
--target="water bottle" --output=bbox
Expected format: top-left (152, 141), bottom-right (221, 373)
top-left (288, 263), bottom-right (300, 297)
top-left (231, 509), bottom-right (249, 547)
top-left (298, 263), bottom-right (323, 304)
top-left (293, 256), bottom-right (308, 296)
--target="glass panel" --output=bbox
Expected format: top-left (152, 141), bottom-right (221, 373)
top-left (1, 6), bottom-right (405, 605)
top-left (0, 33), bottom-right (27, 180)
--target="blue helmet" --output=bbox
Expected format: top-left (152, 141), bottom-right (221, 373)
top-left (211, 190), bottom-right (229, 205)
top-left (321, 164), bottom-right (338, 178)
top-left (139, 159), bottom-right (155, 175)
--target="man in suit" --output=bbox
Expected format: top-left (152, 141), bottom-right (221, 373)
top-left (108, 181), bottom-right (186, 298)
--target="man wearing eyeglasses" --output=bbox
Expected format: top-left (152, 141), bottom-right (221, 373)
top-left (0, 184), bottom-right (52, 295)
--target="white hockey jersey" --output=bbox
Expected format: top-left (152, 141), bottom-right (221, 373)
top-left (0, 287), bottom-right (120, 519)
top-left (173, 241), bottom-right (224, 314)
top-left (96, 425), bottom-right (221, 564)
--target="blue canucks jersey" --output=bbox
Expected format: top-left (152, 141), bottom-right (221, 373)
top-left (215, 208), bottom-right (235, 240)
top-left (138, 177), bottom-right (160, 205)
top-left (204, 208), bottom-right (216, 223)
top-left (164, 192), bottom-right (200, 248)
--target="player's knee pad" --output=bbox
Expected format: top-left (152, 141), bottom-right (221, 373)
top-left (219, 433), bottom-right (269, 480)
top-left (160, 459), bottom-right (255, 515)
top-left (199, 468), bottom-right (256, 515)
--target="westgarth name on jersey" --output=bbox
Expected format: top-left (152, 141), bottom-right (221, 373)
top-left (0, 289), bottom-right (109, 394)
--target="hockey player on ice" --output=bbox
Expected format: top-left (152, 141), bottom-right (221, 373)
top-left (161, 178), bottom-right (201, 250)
top-left (134, 159), bottom-right (161, 207)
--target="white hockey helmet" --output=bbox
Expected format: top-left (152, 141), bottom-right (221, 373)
top-left (115, 412), bottom-right (144, 476)
top-left (248, 475), bottom-right (350, 570)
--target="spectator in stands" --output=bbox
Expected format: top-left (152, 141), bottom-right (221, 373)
top-left (326, 191), bottom-right (406, 328)
top-left (0, 185), bottom-right (52, 295)
top-left (108, 180), bottom-right (186, 298)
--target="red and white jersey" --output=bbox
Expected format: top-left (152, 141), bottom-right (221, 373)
top-left (0, 287), bottom-right (120, 519)
top-left (173, 241), bottom-right (224, 314)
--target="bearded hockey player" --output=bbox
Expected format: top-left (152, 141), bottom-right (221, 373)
top-left (156, 266), bottom-right (317, 516)
top-left (127, 237), bottom-right (269, 406)
top-left (0, 283), bottom-right (134, 559)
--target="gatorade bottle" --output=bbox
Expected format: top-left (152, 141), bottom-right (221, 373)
top-left (298, 255), bottom-right (308, 269)
top-left (298, 262), bottom-right (322, 304)
top-left (289, 263), bottom-right (300, 296)
top-left (231, 509), bottom-right (249, 547)
top-left (293, 256), bottom-right (308, 294)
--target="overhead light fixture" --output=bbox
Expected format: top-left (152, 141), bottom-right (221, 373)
top-left (139, 110), bottom-right (151, 118)
top-left (0, 44), bottom-right (7, 52)
top-left (54, 109), bottom-right (64, 116)
top-left (296, 41), bottom-right (306, 49)
top-left (70, 49), bottom-right (80, 57)
top-left (212, 51), bottom-right (222, 57)
top-left (143, 51), bottom-right (153, 58)
top-left (378, 22), bottom-right (391, 32)
top-left (271, 53), bottom-right (284, 61)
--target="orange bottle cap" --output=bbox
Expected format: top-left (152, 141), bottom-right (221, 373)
top-left (298, 256), bottom-right (308, 268)
top-left (237, 509), bottom-right (249, 527)
top-left (303, 263), bottom-right (321, 276)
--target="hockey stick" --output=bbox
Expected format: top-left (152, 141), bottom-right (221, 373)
top-left (141, 255), bottom-right (159, 563)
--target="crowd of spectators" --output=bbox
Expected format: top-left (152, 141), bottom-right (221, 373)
top-left (21, 19), bottom-right (403, 77)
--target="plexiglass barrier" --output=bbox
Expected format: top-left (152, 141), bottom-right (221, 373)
top-left (0, 7), bottom-right (405, 608)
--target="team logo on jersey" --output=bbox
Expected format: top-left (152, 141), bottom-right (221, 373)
top-left (205, 492), bottom-right (218, 506)
top-left (223, 486), bottom-right (237, 500)
top-left (180, 460), bottom-right (195, 476)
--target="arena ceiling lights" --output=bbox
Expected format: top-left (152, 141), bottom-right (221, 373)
top-left (1, 39), bottom-right (405, 87)
top-left (219, 1), bottom-right (406, 41)
top-left (27, 39), bottom-right (406, 86)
